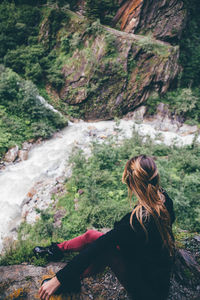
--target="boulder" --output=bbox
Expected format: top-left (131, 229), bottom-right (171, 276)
top-left (4, 146), bottom-right (19, 163)
top-left (18, 150), bottom-right (29, 161)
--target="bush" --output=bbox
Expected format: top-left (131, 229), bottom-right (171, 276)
top-left (180, 0), bottom-right (200, 87)
top-left (85, 0), bottom-right (119, 25)
top-left (0, 66), bottom-right (67, 158)
top-left (0, 2), bottom-right (41, 59)
top-left (146, 88), bottom-right (200, 124)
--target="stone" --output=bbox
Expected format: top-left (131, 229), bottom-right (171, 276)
top-left (78, 189), bottom-right (84, 195)
top-left (18, 149), bottom-right (28, 161)
top-left (125, 106), bottom-right (146, 121)
top-left (26, 188), bottom-right (37, 199)
top-left (4, 145), bottom-right (19, 163)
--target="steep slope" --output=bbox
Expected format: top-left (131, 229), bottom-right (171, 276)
top-left (40, 9), bottom-right (180, 119)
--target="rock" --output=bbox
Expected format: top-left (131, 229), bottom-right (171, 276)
top-left (54, 209), bottom-right (66, 227)
top-left (0, 247), bottom-right (200, 300)
top-left (26, 188), bottom-right (37, 199)
top-left (4, 146), bottom-right (19, 163)
top-left (78, 189), bottom-right (84, 195)
top-left (194, 236), bottom-right (200, 243)
top-left (18, 149), bottom-right (29, 161)
top-left (124, 106), bottom-right (146, 121)
top-left (0, 263), bottom-right (129, 300)
top-left (22, 142), bottom-right (32, 151)
top-left (39, 10), bottom-right (180, 120)
top-left (113, 0), bottom-right (186, 43)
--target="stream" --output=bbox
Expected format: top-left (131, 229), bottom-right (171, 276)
top-left (0, 118), bottom-right (199, 252)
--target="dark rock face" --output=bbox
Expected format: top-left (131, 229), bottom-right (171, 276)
top-left (113, 0), bottom-right (186, 43)
top-left (53, 12), bottom-right (180, 120)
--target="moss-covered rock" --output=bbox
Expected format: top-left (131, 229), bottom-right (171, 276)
top-left (40, 9), bottom-right (180, 120)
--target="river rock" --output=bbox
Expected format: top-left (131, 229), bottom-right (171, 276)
top-left (18, 149), bottom-right (29, 161)
top-left (4, 146), bottom-right (19, 163)
top-left (124, 105), bottom-right (146, 121)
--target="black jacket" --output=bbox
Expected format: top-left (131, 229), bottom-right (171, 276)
top-left (56, 190), bottom-right (175, 300)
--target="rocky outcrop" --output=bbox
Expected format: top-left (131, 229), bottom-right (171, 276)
top-left (113, 0), bottom-right (186, 43)
top-left (45, 10), bottom-right (181, 120)
top-left (0, 245), bottom-right (200, 300)
top-left (0, 263), bottom-right (128, 300)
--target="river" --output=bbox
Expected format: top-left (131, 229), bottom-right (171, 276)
top-left (0, 118), bottom-right (199, 251)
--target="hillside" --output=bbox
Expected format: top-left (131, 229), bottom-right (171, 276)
top-left (0, 0), bottom-right (200, 160)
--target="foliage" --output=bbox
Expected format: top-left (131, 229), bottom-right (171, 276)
top-left (2, 126), bottom-right (199, 265)
top-left (180, 0), bottom-right (200, 87)
top-left (137, 35), bottom-right (170, 57)
top-left (146, 88), bottom-right (200, 125)
top-left (0, 2), bottom-right (41, 59)
top-left (85, 0), bottom-right (119, 25)
top-left (0, 66), bottom-right (67, 158)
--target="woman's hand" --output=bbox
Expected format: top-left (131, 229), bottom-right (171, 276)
top-left (39, 276), bottom-right (61, 300)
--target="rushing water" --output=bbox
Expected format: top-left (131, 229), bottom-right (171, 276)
top-left (0, 119), bottom-right (199, 251)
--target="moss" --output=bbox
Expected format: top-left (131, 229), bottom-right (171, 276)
top-left (136, 35), bottom-right (170, 57)
top-left (6, 287), bottom-right (28, 300)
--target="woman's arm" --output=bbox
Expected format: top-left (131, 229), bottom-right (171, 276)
top-left (56, 223), bottom-right (140, 286)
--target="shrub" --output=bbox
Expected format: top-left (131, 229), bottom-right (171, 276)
top-left (0, 66), bottom-right (67, 158)
top-left (85, 0), bottom-right (119, 25)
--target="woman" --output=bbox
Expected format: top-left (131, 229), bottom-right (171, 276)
top-left (38, 155), bottom-right (175, 300)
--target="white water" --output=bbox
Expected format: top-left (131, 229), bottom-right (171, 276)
top-left (0, 119), bottom-right (199, 251)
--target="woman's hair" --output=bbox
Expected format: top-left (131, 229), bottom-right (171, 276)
top-left (122, 154), bottom-right (174, 255)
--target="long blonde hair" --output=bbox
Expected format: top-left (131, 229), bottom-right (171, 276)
top-left (122, 155), bottom-right (174, 255)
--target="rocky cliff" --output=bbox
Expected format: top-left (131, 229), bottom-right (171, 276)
top-left (41, 7), bottom-right (181, 120)
top-left (113, 0), bottom-right (186, 43)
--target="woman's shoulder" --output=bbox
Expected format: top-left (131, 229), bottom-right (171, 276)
top-left (114, 212), bottom-right (131, 228)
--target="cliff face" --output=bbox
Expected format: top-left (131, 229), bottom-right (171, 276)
top-left (41, 8), bottom-right (181, 120)
top-left (113, 0), bottom-right (186, 43)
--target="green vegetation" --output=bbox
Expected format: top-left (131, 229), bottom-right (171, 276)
top-left (85, 0), bottom-right (119, 25)
top-left (180, 0), bottom-right (200, 88)
top-left (137, 35), bottom-right (170, 57)
top-left (0, 66), bottom-right (67, 159)
top-left (1, 127), bottom-right (199, 265)
top-left (146, 88), bottom-right (200, 125)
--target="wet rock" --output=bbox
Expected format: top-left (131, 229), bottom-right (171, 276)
top-left (18, 149), bottom-right (29, 161)
top-left (4, 146), bottom-right (19, 163)
top-left (22, 142), bottom-right (33, 151)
